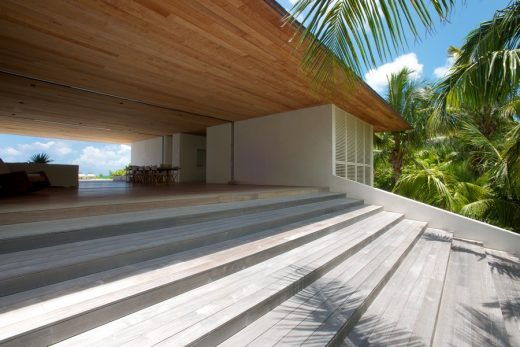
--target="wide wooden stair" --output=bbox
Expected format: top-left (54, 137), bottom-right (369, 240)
top-left (0, 191), bottom-right (518, 346)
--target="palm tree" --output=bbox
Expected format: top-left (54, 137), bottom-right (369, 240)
top-left (28, 153), bottom-right (53, 164)
top-left (376, 68), bottom-right (428, 183)
top-left (456, 121), bottom-right (520, 231)
top-left (436, 2), bottom-right (520, 110)
top-left (286, 0), bottom-right (455, 86)
top-left (393, 150), bottom-right (459, 210)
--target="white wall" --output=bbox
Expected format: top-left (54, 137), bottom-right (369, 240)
top-left (329, 175), bottom-right (520, 257)
top-left (172, 134), bottom-right (181, 168)
top-left (162, 135), bottom-right (173, 166)
top-left (232, 104), bottom-right (334, 186)
top-left (205, 104), bottom-right (368, 187)
top-left (173, 133), bottom-right (206, 183)
top-left (204, 103), bottom-right (520, 255)
top-left (206, 123), bottom-right (232, 184)
top-left (131, 137), bottom-right (163, 166)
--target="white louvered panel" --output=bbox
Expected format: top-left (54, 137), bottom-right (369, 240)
top-left (364, 124), bottom-right (371, 165)
top-left (334, 114), bottom-right (346, 163)
top-left (333, 109), bottom-right (373, 185)
top-left (347, 165), bottom-right (356, 180)
top-left (365, 166), bottom-right (372, 186)
top-left (346, 115), bottom-right (356, 163)
top-left (356, 120), bottom-right (364, 165)
top-left (335, 163), bottom-right (346, 178)
top-left (357, 166), bottom-right (365, 184)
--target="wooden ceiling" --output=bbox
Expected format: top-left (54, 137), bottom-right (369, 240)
top-left (0, 0), bottom-right (408, 143)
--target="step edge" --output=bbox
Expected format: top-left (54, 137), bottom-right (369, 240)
top-left (0, 208), bottom-right (389, 345)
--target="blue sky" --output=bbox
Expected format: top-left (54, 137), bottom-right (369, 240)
top-left (0, 135), bottom-right (130, 175)
top-left (0, 0), bottom-right (509, 175)
top-left (277, 0), bottom-right (510, 93)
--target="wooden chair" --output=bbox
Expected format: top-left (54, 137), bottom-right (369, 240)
top-left (0, 158), bottom-right (51, 195)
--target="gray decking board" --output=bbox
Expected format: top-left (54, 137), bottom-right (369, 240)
top-left (0, 207), bottom-right (391, 346)
top-left (0, 198), bottom-right (358, 269)
top-left (486, 249), bottom-right (520, 346)
top-left (0, 198), bottom-right (362, 295)
top-left (432, 239), bottom-right (510, 347)
top-left (54, 212), bottom-right (403, 347)
top-left (0, 192), bottom-right (346, 252)
top-left (0, 204), bottom-right (382, 316)
top-left (1, 185), bottom-right (513, 347)
top-left (219, 219), bottom-right (426, 347)
top-left (285, 220), bottom-right (426, 346)
top-left (343, 228), bottom-right (452, 347)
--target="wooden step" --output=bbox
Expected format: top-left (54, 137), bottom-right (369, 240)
top-left (432, 239), bottom-right (510, 347)
top-left (0, 186), bottom-right (328, 225)
top-left (0, 205), bottom-right (381, 316)
top-left (0, 204), bottom-right (381, 317)
top-left (343, 228), bottom-right (452, 346)
top-left (0, 206), bottom-right (391, 346)
top-left (0, 197), bottom-right (361, 295)
top-left (219, 219), bottom-right (426, 347)
top-left (49, 211), bottom-right (403, 347)
top-left (486, 248), bottom-right (520, 346)
top-left (0, 192), bottom-right (344, 253)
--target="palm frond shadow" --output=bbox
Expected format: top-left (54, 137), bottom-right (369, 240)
top-left (0, 209), bottom-right (353, 314)
top-left (487, 253), bottom-right (520, 280)
top-left (455, 304), bottom-right (511, 347)
top-left (484, 299), bottom-right (520, 321)
top-left (451, 243), bottom-right (486, 261)
top-left (270, 265), bottom-right (426, 346)
top-left (422, 232), bottom-right (452, 243)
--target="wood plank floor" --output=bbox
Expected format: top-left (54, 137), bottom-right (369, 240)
top-left (0, 189), bottom-right (517, 346)
top-left (0, 182), bottom-right (326, 224)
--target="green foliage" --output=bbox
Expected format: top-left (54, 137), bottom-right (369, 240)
top-left (286, 0), bottom-right (454, 88)
top-left (28, 153), bottom-right (53, 164)
top-left (109, 169), bottom-right (126, 177)
top-left (436, 2), bottom-right (520, 110)
top-left (372, 2), bottom-right (520, 233)
top-left (289, 1), bottom-right (520, 231)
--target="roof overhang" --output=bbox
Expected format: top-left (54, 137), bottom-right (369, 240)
top-left (0, 0), bottom-right (409, 143)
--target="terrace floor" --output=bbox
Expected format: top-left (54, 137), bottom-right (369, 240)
top-left (0, 181), bottom-right (326, 225)
top-left (0, 189), bottom-right (517, 346)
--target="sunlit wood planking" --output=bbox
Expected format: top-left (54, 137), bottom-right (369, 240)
top-left (0, 0), bottom-right (409, 143)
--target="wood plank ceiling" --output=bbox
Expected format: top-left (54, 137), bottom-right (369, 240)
top-left (0, 0), bottom-right (409, 143)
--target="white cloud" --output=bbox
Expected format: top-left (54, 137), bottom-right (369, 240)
top-left (364, 53), bottom-right (423, 93)
top-left (18, 141), bottom-right (73, 156)
top-left (433, 57), bottom-right (455, 79)
top-left (0, 140), bottom-right (73, 162)
top-left (72, 144), bottom-right (130, 174)
top-left (0, 147), bottom-right (22, 161)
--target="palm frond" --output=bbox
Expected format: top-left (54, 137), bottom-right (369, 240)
top-left (286, 0), bottom-right (454, 87)
top-left (436, 2), bottom-right (520, 109)
top-left (393, 161), bottom-right (457, 211)
top-left (28, 153), bottom-right (52, 164)
top-left (460, 198), bottom-right (520, 231)
top-left (502, 122), bottom-right (520, 189)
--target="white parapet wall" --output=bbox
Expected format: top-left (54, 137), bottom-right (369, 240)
top-left (6, 163), bottom-right (78, 187)
top-left (329, 175), bottom-right (520, 256)
top-left (205, 103), bottom-right (520, 255)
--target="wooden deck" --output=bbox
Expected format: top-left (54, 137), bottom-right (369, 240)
top-left (0, 182), bottom-right (326, 224)
top-left (0, 190), bottom-right (517, 346)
